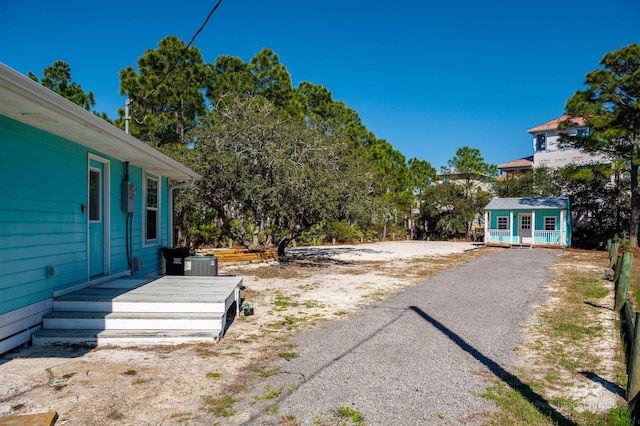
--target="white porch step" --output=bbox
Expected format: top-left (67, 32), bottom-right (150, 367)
top-left (52, 297), bottom-right (228, 313)
top-left (32, 329), bottom-right (222, 346)
top-left (43, 311), bottom-right (225, 331)
top-left (31, 276), bottom-right (242, 348)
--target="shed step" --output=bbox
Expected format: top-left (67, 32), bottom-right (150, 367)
top-left (32, 329), bottom-right (222, 346)
top-left (43, 311), bottom-right (225, 330)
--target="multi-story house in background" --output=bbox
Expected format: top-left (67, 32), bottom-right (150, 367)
top-left (498, 115), bottom-right (610, 177)
top-left (528, 115), bottom-right (606, 168)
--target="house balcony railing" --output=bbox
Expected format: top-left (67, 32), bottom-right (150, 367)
top-left (486, 229), bottom-right (563, 246)
top-left (487, 229), bottom-right (513, 243)
top-left (533, 230), bottom-right (561, 245)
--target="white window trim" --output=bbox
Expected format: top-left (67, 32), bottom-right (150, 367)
top-left (497, 216), bottom-right (508, 230)
top-left (535, 133), bottom-right (547, 152)
top-left (544, 216), bottom-right (557, 231)
top-left (87, 153), bottom-right (111, 278)
top-left (143, 171), bottom-right (161, 247)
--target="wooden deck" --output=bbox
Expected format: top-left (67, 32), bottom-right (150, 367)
top-left (32, 275), bottom-right (243, 347)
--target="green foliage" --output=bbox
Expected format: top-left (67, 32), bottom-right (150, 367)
top-left (325, 220), bottom-right (362, 243)
top-left (408, 157), bottom-right (436, 195)
top-left (118, 36), bottom-right (210, 147)
top-left (192, 94), bottom-right (363, 255)
top-left (562, 43), bottom-right (640, 246)
top-left (335, 406), bottom-right (365, 425)
top-left (29, 60), bottom-right (97, 112)
top-left (443, 146), bottom-right (497, 197)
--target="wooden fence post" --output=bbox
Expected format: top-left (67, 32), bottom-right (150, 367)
top-left (615, 252), bottom-right (634, 312)
top-left (606, 239), bottom-right (612, 254)
top-left (628, 312), bottom-right (640, 402)
top-left (614, 254), bottom-right (623, 289)
top-left (610, 242), bottom-right (620, 268)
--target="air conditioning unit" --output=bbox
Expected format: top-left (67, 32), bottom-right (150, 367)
top-left (184, 256), bottom-right (218, 276)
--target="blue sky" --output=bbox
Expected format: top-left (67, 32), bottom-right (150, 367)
top-left (1, 0), bottom-right (638, 169)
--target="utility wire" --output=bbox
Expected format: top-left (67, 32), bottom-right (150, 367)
top-left (138, 0), bottom-right (223, 107)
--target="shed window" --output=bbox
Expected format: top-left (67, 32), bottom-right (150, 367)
top-left (544, 216), bottom-right (556, 231)
top-left (146, 176), bottom-right (159, 242)
top-left (497, 216), bottom-right (508, 230)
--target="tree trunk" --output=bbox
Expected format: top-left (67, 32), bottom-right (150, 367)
top-left (277, 237), bottom-right (291, 258)
top-left (631, 138), bottom-right (639, 248)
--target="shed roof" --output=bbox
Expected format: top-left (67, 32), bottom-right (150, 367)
top-left (485, 197), bottom-right (570, 211)
top-left (0, 63), bottom-right (201, 181)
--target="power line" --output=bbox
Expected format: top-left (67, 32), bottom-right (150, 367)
top-left (137, 0), bottom-right (223, 107)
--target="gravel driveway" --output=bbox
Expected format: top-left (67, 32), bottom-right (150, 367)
top-left (234, 248), bottom-right (559, 425)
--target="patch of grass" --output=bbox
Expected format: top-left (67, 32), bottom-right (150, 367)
top-left (206, 371), bottom-right (222, 379)
top-left (268, 315), bottom-right (311, 331)
top-left (202, 394), bottom-right (238, 417)
top-left (132, 377), bottom-right (150, 385)
top-left (123, 369), bottom-right (137, 376)
top-left (278, 351), bottom-right (298, 361)
top-left (280, 413), bottom-right (299, 425)
top-left (480, 381), bottom-right (556, 425)
top-left (256, 365), bottom-right (282, 378)
top-left (10, 403), bottom-right (25, 411)
top-left (193, 342), bottom-right (218, 357)
top-left (273, 294), bottom-right (300, 311)
top-left (265, 403), bottom-right (280, 415)
top-left (256, 385), bottom-right (282, 401)
top-left (335, 406), bottom-right (365, 425)
top-left (303, 300), bottom-right (326, 309)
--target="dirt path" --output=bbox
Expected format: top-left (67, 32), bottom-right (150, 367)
top-left (230, 247), bottom-right (560, 425)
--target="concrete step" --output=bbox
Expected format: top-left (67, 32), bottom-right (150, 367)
top-left (43, 311), bottom-right (225, 331)
top-left (32, 328), bottom-right (222, 346)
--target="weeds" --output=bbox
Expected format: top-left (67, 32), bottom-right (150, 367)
top-left (335, 406), bottom-right (365, 425)
top-left (202, 394), bottom-right (238, 417)
top-left (206, 371), bottom-right (222, 379)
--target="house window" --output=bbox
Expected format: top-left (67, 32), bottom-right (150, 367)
top-left (497, 216), bottom-right (508, 230)
top-left (544, 216), bottom-right (557, 231)
top-left (535, 133), bottom-right (546, 151)
top-left (576, 128), bottom-right (589, 138)
top-left (146, 176), bottom-right (159, 242)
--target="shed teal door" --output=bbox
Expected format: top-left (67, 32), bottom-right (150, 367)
top-left (89, 161), bottom-right (104, 277)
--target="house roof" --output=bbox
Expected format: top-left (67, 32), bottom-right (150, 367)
top-left (497, 156), bottom-right (533, 171)
top-left (0, 63), bottom-right (201, 181)
top-left (527, 115), bottom-right (587, 134)
top-left (485, 197), bottom-right (570, 211)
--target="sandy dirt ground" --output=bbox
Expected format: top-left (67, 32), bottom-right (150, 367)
top-left (0, 241), bottom-right (481, 425)
top-left (0, 241), bottom-right (622, 424)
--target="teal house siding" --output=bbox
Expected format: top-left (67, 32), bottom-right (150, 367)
top-left (484, 197), bottom-right (571, 247)
top-left (0, 63), bottom-right (200, 353)
top-left (1, 115), bottom-right (88, 313)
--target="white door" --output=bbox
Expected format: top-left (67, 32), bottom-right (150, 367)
top-left (519, 214), bottom-right (532, 244)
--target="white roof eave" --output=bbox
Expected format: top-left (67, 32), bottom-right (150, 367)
top-left (0, 63), bottom-right (201, 182)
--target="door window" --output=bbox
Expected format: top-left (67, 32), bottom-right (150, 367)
top-left (89, 168), bottom-right (101, 222)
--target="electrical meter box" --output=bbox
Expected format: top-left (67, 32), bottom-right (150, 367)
top-left (184, 256), bottom-right (218, 276)
top-left (121, 180), bottom-right (136, 213)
